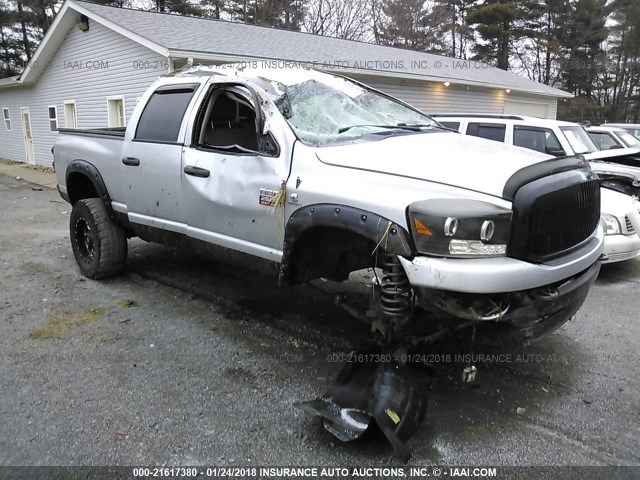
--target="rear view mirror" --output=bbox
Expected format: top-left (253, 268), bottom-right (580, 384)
top-left (545, 146), bottom-right (566, 157)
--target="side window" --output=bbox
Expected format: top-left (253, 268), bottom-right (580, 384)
top-left (135, 84), bottom-right (197, 143)
top-left (195, 87), bottom-right (259, 152)
top-left (466, 122), bottom-right (506, 142)
top-left (48, 106), bottom-right (58, 131)
top-left (3, 107), bottom-right (12, 131)
top-left (107, 97), bottom-right (126, 127)
top-left (438, 121), bottom-right (460, 131)
top-left (64, 101), bottom-right (77, 128)
top-left (514, 126), bottom-right (563, 155)
top-left (588, 132), bottom-right (621, 150)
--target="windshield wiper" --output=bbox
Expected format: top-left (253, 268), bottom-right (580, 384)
top-left (337, 124), bottom-right (427, 134)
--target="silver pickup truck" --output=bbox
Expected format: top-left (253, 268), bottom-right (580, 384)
top-left (53, 65), bottom-right (604, 346)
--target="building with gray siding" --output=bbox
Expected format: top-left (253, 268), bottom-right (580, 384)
top-left (0, 0), bottom-right (571, 166)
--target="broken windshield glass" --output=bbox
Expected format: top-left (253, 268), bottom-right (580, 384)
top-left (270, 78), bottom-right (439, 146)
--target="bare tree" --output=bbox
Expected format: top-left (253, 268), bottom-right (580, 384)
top-left (304, 0), bottom-right (372, 41)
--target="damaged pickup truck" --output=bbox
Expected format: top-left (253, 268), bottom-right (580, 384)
top-left (53, 66), bottom-right (604, 460)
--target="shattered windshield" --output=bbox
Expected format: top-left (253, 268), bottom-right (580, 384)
top-left (270, 77), bottom-right (440, 146)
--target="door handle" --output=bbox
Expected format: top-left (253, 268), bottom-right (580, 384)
top-left (184, 165), bottom-right (210, 178)
top-left (122, 157), bottom-right (140, 166)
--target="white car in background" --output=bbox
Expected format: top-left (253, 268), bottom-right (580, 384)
top-left (431, 114), bottom-right (640, 197)
top-left (600, 188), bottom-right (640, 263)
top-left (602, 123), bottom-right (640, 139)
top-left (586, 125), bottom-right (640, 152)
top-left (432, 114), bottom-right (640, 263)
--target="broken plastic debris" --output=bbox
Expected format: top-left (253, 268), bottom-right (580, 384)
top-left (462, 365), bottom-right (477, 383)
top-left (294, 347), bottom-right (431, 462)
top-left (516, 407), bottom-right (526, 415)
top-left (385, 408), bottom-right (401, 424)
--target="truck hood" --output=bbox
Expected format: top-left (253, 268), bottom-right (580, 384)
top-left (601, 187), bottom-right (639, 216)
top-left (315, 132), bottom-right (550, 198)
top-left (585, 147), bottom-right (640, 162)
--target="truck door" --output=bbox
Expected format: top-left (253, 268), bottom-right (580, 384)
top-left (121, 83), bottom-right (199, 232)
top-left (182, 84), bottom-right (288, 262)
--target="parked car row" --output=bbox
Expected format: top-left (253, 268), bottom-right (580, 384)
top-left (432, 113), bottom-right (640, 264)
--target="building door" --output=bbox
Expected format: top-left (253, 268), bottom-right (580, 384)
top-left (21, 108), bottom-right (35, 165)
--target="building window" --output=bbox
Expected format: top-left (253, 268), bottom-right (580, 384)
top-left (64, 101), bottom-right (77, 128)
top-left (48, 106), bottom-right (58, 131)
top-left (107, 97), bottom-right (126, 127)
top-left (3, 108), bottom-right (11, 131)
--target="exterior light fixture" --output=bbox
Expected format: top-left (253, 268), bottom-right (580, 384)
top-left (78, 15), bottom-right (89, 31)
top-left (505, 88), bottom-right (511, 94)
top-left (443, 81), bottom-right (451, 87)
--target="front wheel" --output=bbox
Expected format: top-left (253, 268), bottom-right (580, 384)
top-left (69, 198), bottom-right (127, 279)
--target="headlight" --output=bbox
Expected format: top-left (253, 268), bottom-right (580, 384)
top-left (601, 213), bottom-right (621, 235)
top-left (408, 199), bottom-right (511, 258)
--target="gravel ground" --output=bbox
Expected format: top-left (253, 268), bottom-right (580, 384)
top-left (1, 175), bottom-right (639, 471)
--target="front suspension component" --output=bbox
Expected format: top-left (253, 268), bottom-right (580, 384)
top-left (379, 253), bottom-right (413, 321)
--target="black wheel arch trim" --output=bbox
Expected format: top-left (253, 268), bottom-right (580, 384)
top-left (65, 160), bottom-right (111, 205)
top-left (278, 203), bottom-right (415, 285)
top-left (503, 155), bottom-right (591, 201)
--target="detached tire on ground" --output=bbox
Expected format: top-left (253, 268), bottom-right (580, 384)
top-left (69, 198), bottom-right (127, 279)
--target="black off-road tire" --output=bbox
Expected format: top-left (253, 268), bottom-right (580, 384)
top-left (69, 198), bottom-right (127, 279)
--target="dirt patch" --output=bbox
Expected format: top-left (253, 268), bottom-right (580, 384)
top-left (0, 157), bottom-right (54, 173)
top-left (28, 307), bottom-right (106, 339)
top-left (117, 299), bottom-right (137, 308)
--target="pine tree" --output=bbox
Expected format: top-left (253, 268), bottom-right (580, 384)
top-left (466, 0), bottom-right (521, 70)
top-left (560, 0), bottom-right (607, 97)
top-left (226, 0), bottom-right (304, 29)
top-left (432, 0), bottom-right (476, 58)
top-left (509, 0), bottom-right (573, 85)
top-left (378, 0), bottom-right (448, 53)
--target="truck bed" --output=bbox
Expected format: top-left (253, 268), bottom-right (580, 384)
top-left (57, 127), bottom-right (126, 139)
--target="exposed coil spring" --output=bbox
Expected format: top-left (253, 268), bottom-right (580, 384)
top-left (379, 253), bottom-right (413, 318)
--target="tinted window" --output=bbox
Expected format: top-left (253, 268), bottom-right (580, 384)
top-left (439, 121), bottom-right (460, 131)
top-left (514, 126), bottom-right (563, 154)
top-left (466, 122), bottom-right (506, 142)
top-left (588, 132), bottom-right (621, 150)
top-left (135, 85), bottom-right (197, 142)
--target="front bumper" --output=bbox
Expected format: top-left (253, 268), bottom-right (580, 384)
top-left (414, 261), bottom-right (601, 344)
top-left (601, 233), bottom-right (640, 263)
top-left (398, 226), bottom-right (603, 294)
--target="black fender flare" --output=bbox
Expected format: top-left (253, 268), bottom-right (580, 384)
top-left (278, 204), bottom-right (415, 285)
top-left (65, 160), bottom-right (111, 205)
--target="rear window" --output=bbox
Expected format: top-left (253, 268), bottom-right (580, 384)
top-left (135, 84), bottom-right (198, 143)
top-left (466, 122), bottom-right (506, 142)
